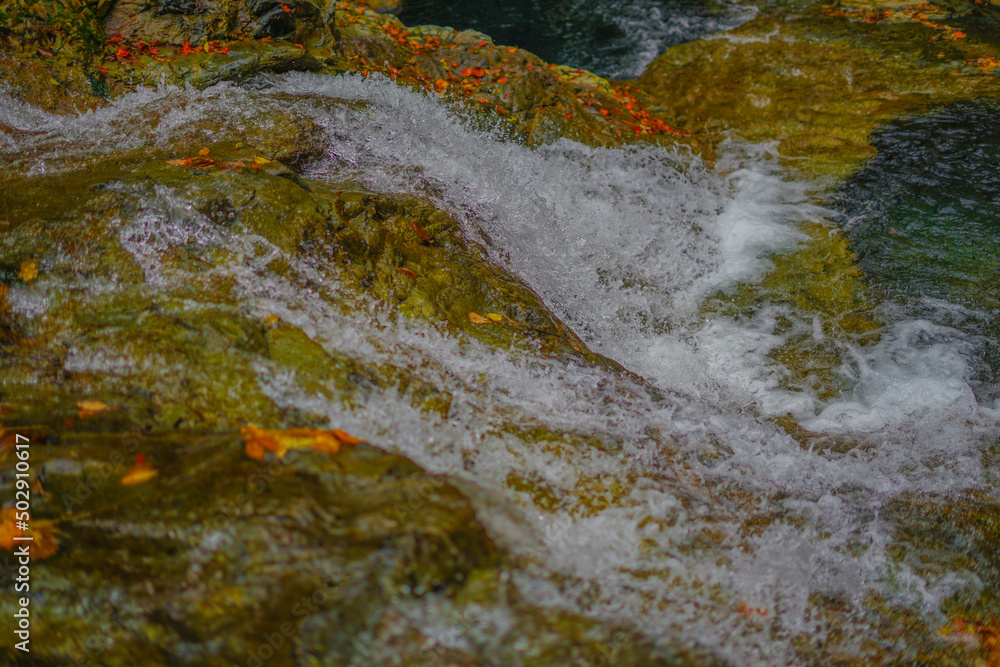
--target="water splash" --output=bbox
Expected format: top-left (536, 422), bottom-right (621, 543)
top-left (1, 74), bottom-right (997, 664)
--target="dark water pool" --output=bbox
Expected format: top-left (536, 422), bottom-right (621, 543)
top-left (398, 0), bottom-right (752, 79)
top-left (834, 99), bottom-right (1000, 402)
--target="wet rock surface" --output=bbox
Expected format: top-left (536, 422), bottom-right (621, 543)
top-left (1, 0), bottom-right (1000, 665)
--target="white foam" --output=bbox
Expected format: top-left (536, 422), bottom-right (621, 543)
top-left (2, 74), bottom-right (997, 665)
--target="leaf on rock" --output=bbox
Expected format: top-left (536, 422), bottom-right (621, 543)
top-left (121, 453), bottom-right (158, 486)
top-left (241, 425), bottom-right (364, 461)
top-left (77, 400), bottom-right (115, 418)
top-left (941, 617), bottom-right (1000, 665)
top-left (468, 312), bottom-right (490, 324)
top-left (0, 508), bottom-right (58, 560)
top-left (18, 260), bottom-right (37, 283)
top-left (408, 219), bottom-right (433, 244)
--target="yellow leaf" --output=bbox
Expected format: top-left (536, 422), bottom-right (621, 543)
top-left (240, 425), bottom-right (363, 461)
top-left (17, 260), bottom-right (38, 283)
top-left (198, 147), bottom-right (210, 156)
top-left (77, 400), bottom-right (115, 418)
top-left (253, 156), bottom-right (271, 164)
top-left (486, 313), bottom-right (503, 322)
top-left (18, 261), bottom-right (37, 283)
top-left (121, 459), bottom-right (158, 486)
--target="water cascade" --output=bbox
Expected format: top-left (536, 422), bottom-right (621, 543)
top-left (1, 1), bottom-right (999, 665)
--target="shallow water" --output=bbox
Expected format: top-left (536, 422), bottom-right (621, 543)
top-left (2, 74), bottom-right (998, 664)
top-left (834, 99), bottom-right (1000, 407)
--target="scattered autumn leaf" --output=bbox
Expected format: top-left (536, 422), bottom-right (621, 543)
top-left (77, 400), bottom-right (115, 418)
top-left (971, 56), bottom-right (1000, 72)
top-left (408, 219), bottom-right (433, 244)
top-left (121, 453), bottom-right (158, 486)
top-left (0, 508), bottom-right (58, 560)
top-left (241, 424), bottom-right (364, 461)
top-left (18, 260), bottom-right (37, 282)
top-left (941, 616), bottom-right (1000, 664)
top-left (468, 312), bottom-right (491, 324)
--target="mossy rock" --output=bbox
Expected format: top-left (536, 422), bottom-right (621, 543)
top-left (636, 0), bottom-right (1000, 181)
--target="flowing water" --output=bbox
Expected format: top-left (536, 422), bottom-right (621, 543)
top-left (2, 70), bottom-right (999, 664)
top-left (399, 0), bottom-right (755, 79)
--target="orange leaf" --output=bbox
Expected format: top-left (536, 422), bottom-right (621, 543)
top-left (468, 312), bottom-right (490, 324)
top-left (331, 429), bottom-right (364, 445)
top-left (408, 219), bottom-right (432, 244)
top-left (18, 260), bottom-right (37, 282)
top-left (240, 425), bottom-right (363, 461)
top-left (0, 508), bottom-right (58, 560)
top-left (77, 400), bottom-right (114, 418)
top-left (121, 454), bottom-right (158, 486)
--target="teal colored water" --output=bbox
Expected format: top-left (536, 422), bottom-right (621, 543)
top-left (834, 100), bottom-right (1000, 403)
top-left (398, 0), bottom-right (752, 78)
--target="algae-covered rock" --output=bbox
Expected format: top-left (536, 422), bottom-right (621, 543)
top-left (332, 5), bottom-right (690, 148)
top-left (636, 0), bottom-right (1000, 180)
top-left (103, 0), bottom-right (338, 47)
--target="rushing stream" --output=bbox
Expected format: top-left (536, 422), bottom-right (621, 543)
top-left (2, 69), bottom-right (998, 664)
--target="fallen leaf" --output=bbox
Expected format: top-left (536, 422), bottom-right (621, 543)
top-left (408, 219), bottom-right (433, 244)
top-left (121, 453), bottom-right (158, 486)
top-left (77, 400), bottom-right (115, 418)
top-left (241, 424), bottom-right (364, 461)
top-left (253, 155), bottom-right (271, 165)
top-left (485, 313), bottom-right (503, 322)
top-left (18, 260), bottom-right (37, 282)
top-left (468, 312), bottom-right (491, 324)
top-left (0, 508), bottom-right (58, 560)
top-left (198, 147), bottom-right (210, 156)
top-left (941, 616), bottom-right (1000, 664)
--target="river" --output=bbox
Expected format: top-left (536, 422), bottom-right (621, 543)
top-left (1, 3), bottom-right (999, 665)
